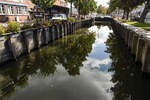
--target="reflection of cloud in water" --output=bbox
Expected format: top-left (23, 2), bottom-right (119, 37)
top-left (84, 57), bottom-right (111, 71)
top-left (89, 26), bottom-right (113, 45)
top-left (11, 63), bottom-right (114, 100)
top-left (88, 26), bottom-right (111, 60)
top-left (80, 67), bottom-right (114, 100)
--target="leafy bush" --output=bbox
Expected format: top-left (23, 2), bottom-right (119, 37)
top-left (7, 21), bottom-right (21, 33)
top-left (0, 25), bottom-right (6, 34)
top-left (22, 22), bottom-right (32, 30)
top-left (42, 21), bottom-right (52, 27)
top-left (33, 19), bottom-right (42, 28)
top-left (52, 19), bottom-right (62, 25)
top-left (68, 17), bottom-right (76, 23)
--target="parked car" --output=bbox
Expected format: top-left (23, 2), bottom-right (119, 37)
top-left (52, 14), bottom-right (67, 20)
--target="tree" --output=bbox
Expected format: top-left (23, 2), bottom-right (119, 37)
top-left (108, 0), bottom-right (145, 20)
top-left (74, 0), bottom-right (97, 18)
top-left (31, 0), bottom-right (55, 11)
top-left (31, 0), bottom-right (55, 20)
top-left (97, 5), bottom-right (108, 15)
top-left (140, 0), bottom-right (150, 22)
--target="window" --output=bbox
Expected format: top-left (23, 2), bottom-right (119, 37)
top-left (8, 6), bottom-right (14, 15)
top-left (23, 7), bottom-right (28, 15)
top-left (0, 5), bottom-right (5, 15)
top-left (16, 6), bottom-right (22, 14)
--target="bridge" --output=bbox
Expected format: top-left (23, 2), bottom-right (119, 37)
top-left (93, 17), bottom-right (112, 25)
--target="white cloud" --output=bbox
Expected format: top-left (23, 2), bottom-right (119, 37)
top-left (83, 57), bottom-right (111, 69)
top-left (89, 26), bottom-right (113, 45)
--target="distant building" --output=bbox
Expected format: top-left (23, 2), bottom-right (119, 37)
top-left (49, 0), bottom-right (69, 18)
top-left (70, 7), bottom-right (78, 16)
top-left (131, 5), bottom-right (144, 17)
top-left (131, 3), bottom-right (150, 22)
top-left (0, 0), bottom-right (68, 23)
top-left (54, 0), bottom-right (68, 7)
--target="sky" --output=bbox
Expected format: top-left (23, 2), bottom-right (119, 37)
top-left (94, 0), bottom-right (110, 7)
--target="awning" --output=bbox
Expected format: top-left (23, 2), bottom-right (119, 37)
top-left (0, 2), bottom-right (28, 6)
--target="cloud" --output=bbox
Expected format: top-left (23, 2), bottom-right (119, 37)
top-left (84, 57), bottom-right (111, 68)
top-left (89, 26), bottom-right (113, 45)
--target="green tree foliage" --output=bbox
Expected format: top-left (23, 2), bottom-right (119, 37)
top-left (74, 0), bottom-right (97, 17)
top-left (108, 0), bottom-right (145, 20)
top-left (97, 5), bottom-right (108, 15)
top-left (31, 0), bottom-right (55, 11)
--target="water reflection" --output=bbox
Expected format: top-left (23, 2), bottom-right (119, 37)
top-left (0, 25), bottom-right (149, 100)
top-left (0, 28), bottom-right (96, 100)
top-left (105, 33), bottom-right (150, 100)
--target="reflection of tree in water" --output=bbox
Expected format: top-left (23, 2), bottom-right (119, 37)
top-left (58, 32), bottom-right (95, 76)
top-left (105, 33), bottom-right (150, 100)
top-left (0, 28), bottom-right (95, 99)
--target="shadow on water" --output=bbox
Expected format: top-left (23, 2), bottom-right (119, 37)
top-left (105, 33), bottom-right (150, 100)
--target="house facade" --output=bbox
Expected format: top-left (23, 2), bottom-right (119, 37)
top-left (0, 0), bottom-right (68, 23)
top-left (54, 0), bottom-right (68, 7)
top-left (0, 0), bottom-right (34, 23)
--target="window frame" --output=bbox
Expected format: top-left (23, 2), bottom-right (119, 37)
top-left (0, 4), bottom-right (6, 15)
top-left (16, 6), bottom-right (22, 15)
top-left (8, 5), bottom-right (14, 15)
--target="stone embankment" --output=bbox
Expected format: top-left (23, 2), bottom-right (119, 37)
top-left (111, 19), bottom-right (150, 74)
top-left (0, 19), bottom-right (93, 65)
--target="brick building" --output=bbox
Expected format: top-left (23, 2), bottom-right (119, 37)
top-left (54, 0), bottom-right (68, 7)
top-left (0, 0), bottom-right (34, 23)
top-left (0, 0), bottom-right (68, 23)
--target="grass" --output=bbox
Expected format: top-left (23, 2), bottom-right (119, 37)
top-left (126, 21), bottom-right (150, 31)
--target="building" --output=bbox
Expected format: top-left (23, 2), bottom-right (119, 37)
top-left (54, 0), bottom-right (68, 7)
top-left (131, 4), bottom-right (150, 22)
top-left (0, 0), bottom-right (68, 23)
top-left (50, 0), bottom-right (69, 18)
top-left (0, 0), bottom-right (34, 23)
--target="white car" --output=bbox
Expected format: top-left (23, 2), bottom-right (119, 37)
top-left (52, 14), bottom-right (67, 20)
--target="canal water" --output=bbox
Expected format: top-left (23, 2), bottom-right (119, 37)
top-left (0, 25), bottom-right (150, 100)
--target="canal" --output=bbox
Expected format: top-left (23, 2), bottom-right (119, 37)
top-left (0, 25), bottom-right (150, 100)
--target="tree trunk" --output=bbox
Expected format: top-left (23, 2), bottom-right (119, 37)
top-left (71, 2), bottom-right (72, 17)
top-left (140, 0), bottom-right (150, 22)
top-left (126, 11), bottom-right (129, 20)
top-left (122, 10), bottom-right (125, 19)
